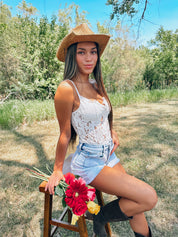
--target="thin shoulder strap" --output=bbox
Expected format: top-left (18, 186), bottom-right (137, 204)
top-left (66, 79), bottom-right (81, 98)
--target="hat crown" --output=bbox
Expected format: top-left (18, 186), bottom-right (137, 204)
top-left (56, 23), bottom-right (110, 62)
top-left (72, 23), bottom-right (94, 35)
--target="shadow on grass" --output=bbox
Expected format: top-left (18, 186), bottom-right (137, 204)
top-left (0, 129), bottom-right (54, 168)
top-left (0, 129), bottom-right (55, 235)
top-left (113, 102), bottom-right (178, 236)
top-left (1, 101), bottom-right (177, 236)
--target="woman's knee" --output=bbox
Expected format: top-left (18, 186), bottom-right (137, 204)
top-left (144, 187), bottom-right (158, 211)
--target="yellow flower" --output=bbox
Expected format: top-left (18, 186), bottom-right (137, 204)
top-left (87, 201), bottom-right (100, 215)
top-left (71, 213), bottom-right (80, 225)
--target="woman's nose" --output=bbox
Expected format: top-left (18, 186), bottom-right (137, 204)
top-left (85, 52), bottom-right (92, 61)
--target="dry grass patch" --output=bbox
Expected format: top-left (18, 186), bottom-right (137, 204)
top-left (0, 100), bottom-right (177, 236)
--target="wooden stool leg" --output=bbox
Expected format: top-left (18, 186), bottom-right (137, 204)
top-left (77, 215), bottom-right (88, 237)
top-left (67, 208), bottom-right (72, 223)
top-left (43, 192), bottom-right (53, 237)
top-left (96, 190), bottom-right (112, 237)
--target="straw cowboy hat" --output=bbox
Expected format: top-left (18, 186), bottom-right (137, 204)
top-left (56, 23), bottom-right (110, 62)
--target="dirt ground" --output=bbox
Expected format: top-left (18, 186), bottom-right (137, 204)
top-left (0, 100), bottom-right (177, 236)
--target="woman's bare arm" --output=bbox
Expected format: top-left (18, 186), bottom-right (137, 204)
top-left (45, 81), bottom-right (74, 194)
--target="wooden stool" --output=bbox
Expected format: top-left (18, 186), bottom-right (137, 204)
top-left (39, 181), bottom-right (112, 237)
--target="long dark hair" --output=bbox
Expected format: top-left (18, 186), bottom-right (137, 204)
top-left (63, 42), bottom-right (113, 145)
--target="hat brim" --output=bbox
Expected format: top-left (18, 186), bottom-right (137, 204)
top-left (56, 31), bottom-right (110, 62)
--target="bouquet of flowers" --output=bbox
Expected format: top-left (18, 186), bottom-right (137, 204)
top-left (27, 166), bottom-right (100, 225)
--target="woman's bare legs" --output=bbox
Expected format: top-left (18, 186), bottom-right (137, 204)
top-left (129, 213), bottom-right (149, 236)
top-left (90, 162), bottom-right (157, 236)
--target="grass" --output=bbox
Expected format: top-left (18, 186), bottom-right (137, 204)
top-left (0, 88), bottom-right (177, 129)
top-left (0, 99), bottom-right (178, 236)
top-left (109, 87), bottom-right (178, 106)
top-left (0, 100), bottom-right (56, 129)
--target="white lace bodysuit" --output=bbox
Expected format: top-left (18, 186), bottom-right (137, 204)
top-left (68, 80), bottom-right (112, 145)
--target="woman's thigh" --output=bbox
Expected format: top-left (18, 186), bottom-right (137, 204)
top-left (90, 162), bottom-right (157, 204)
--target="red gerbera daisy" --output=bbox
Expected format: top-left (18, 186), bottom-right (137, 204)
top-left (65, 177), bottom-right (89, 210)
top-left (64, 172), bottom-right (75, 185)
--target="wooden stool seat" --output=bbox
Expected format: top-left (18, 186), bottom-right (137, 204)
top-left (39, 181), bottom-right (112, 237)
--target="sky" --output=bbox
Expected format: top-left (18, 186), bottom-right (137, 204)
top-left (2, 0), bottom-right (178, 46)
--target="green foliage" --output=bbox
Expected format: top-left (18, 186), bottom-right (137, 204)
top-left (143, 27), bottom-right (178, 89)
top-left (0, 1), bottom-right (92, 99)
top-left (101, 22), bottom-right (146, 93)
top-left (109, 88), bottom-right (178, 107)
top-left (17, 0), bottom-right (38, 17)
top-left (0, 1), bottom-right (177, 100)
top-left (1, 88), bottom-right (177, 129)
top-left (0, 100), bottom-right (55, 129)
top-left (106, 0), bottom-right (141, 20)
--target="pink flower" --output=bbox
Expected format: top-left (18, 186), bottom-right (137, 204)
top-left (87, 188), bottom-right (96, 201)
top-left (77, 177), bottom-right (86, 185)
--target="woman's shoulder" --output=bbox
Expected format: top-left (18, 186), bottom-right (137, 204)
top-left (55, 80), bottom-right (74, 101)
top-left (56, 80), bottom-right (74, 93)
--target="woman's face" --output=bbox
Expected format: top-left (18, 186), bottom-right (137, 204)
top-left (76, 42), bottom-right (98, 76)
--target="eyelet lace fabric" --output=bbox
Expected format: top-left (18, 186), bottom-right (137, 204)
top-left (68, 80), bottom-right (112, 145)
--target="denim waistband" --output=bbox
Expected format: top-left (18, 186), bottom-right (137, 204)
top-left (78, 140), bottom-right (114, 153)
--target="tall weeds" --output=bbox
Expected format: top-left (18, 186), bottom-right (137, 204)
top-left (0, 100), bottom-right (55, 129)
top-left (109, 88), bottom-right (178, 106)
top-left (0, 88), bottom-right (177, 129)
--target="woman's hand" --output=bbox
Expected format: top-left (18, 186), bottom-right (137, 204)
top-left (45, 170), bottom-right (65, 195)
top-left (110, 130), bottom-right (120, 155)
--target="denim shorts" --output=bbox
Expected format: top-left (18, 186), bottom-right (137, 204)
top-left (71, 141), bottom-right (120, 184)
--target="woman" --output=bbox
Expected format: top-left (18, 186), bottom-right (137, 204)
top-left (45, 23), bottom-right (157, 237)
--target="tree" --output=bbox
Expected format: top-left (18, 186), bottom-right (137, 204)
top-left (17, 0), bottom-right (37, 17)
top-left (106, 0), bottom-right (148, 21)
top-left (1, 1), bottom-right (176, 100)
top-left (98, 22), bottom-right (146, 92)
top-left (58, 3), bottom-right (90, 30)
top-left (0, 2), bottom-right (91, 99)
top-left (0, 2), bottom-right (21, 96)
top-left (143, 27), bottom-right (178, 89)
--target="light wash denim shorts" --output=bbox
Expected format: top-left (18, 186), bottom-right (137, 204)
top-left (71, 140), bottom-right (120, 184)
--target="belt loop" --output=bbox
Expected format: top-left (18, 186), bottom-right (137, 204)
top-left (79, 143), bottom-right (84, 150)
top-left (81, 143), bottom-right (84, 150)
top-left (100, 145), bottom-right (104, 157)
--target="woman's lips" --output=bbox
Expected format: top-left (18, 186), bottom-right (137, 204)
top-left (84, 64), bottom-right (93, 69)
